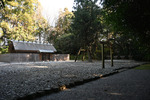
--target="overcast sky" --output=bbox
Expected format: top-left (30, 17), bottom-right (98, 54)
top-left (38, 0), bottom-right (74, 26)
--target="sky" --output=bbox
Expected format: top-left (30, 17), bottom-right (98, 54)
top-left (38, 0), bottom-right (74, 26)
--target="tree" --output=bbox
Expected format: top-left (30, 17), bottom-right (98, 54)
top-left (34, 2), bottom-right (49, 43)
top-left (54, 33), bottom-right (78, 54)
top-left (55, 8), bottom-right (74, 37)
top-left (102, 0), bottom-right (150, 60)
top-left (47, 8), bottom-right (74, 43)
top-left (0, 0), bottom-right (49, 53)
top-left (72, 0), bottom-right (102, 62)
top-left (0, 0), bottom-right (45, 41)
top-left (47, 8), bottom-right (75, 54)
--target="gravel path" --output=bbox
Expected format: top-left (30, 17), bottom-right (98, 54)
top-left (36, 69), bottom-right (150, 100)
top-left (0, 60), bottom-right (145, 100)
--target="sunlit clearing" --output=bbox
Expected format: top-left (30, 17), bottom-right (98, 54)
top-left (30, 66), bottom-right (48, 68)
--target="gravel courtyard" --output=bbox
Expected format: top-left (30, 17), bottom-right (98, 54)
top-left (0, 60), bottom-right (145, 100)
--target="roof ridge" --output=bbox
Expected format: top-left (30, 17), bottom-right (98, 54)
top-left (10, 40), bottom-right (53, 45)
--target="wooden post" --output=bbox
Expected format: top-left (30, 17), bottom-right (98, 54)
top-left (101, 43), bottom-right (104, 68)
top-left (110, 45), bottom-right (113, 67)
top-left (75, 48), bottom-right (86, 62)
top-left (82, 52), bottom-right (85, 61)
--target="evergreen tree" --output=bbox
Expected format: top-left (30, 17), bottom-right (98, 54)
top-left (72, 0), bottom-right (102, 62)
top-left (0, 0), bottom-right (45, 41)
top-left (102, 0), bottom-right (150, 60)
top-left (48, 8), bottom-right (75, 54)
top-left (55, 8), bottom-right (74, 37)
top-left (34, 2), bottom-right (49, 43)
top-left (0, 0), bottom-right (48, 53)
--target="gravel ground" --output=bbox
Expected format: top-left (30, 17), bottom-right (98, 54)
top-left (37, 69), bottom-right (150, 100)
top-left (0, 60), bottom-right (145, 100)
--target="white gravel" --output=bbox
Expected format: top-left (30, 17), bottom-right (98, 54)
top-left (0, 60), bottom-right (144, 100)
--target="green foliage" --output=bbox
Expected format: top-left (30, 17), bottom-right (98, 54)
top-left (72, 0), bottom-right (102, 61)
top-left (0, 46), bottom-right (8, 54)
top-left (0, 0), bottom-right (49, 54)
top-left (48, 8), bottom-right (74, 43)
top-left (102, 0), bottom-right (150, 61)
top-left (135, 64), bottom-right (150, 70)
top-left (54, 33), bottom-right (79, 54)
top-left (0, 0), bottom-right (47, 41)
top-left (70, 55), bottom-right (76, 60)
top-left (72, 0), bottom-right (101, 46)
top-left (70, 54), bottom-right (88, 60)
top-left (34, 2), bottom-right (50, 42)
top-left (55, 8), bottom-right (74, 36)
top-left (47, 8), bottom-right (76, 54)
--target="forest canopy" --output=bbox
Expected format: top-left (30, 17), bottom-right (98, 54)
top-left (0, 0), bottom-right (149, 61)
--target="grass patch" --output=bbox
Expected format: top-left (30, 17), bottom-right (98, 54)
top-left (135, 64), bottom-right (150, 70)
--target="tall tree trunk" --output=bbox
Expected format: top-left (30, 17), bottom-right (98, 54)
top-left (39, 33), bottom-right (41, 43)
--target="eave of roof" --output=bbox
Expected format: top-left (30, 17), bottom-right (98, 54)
top-left (39, 50), bottom-right (54, 53)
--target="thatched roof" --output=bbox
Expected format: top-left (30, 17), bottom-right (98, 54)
top-left (11, 40), bottom-right (57, 53)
